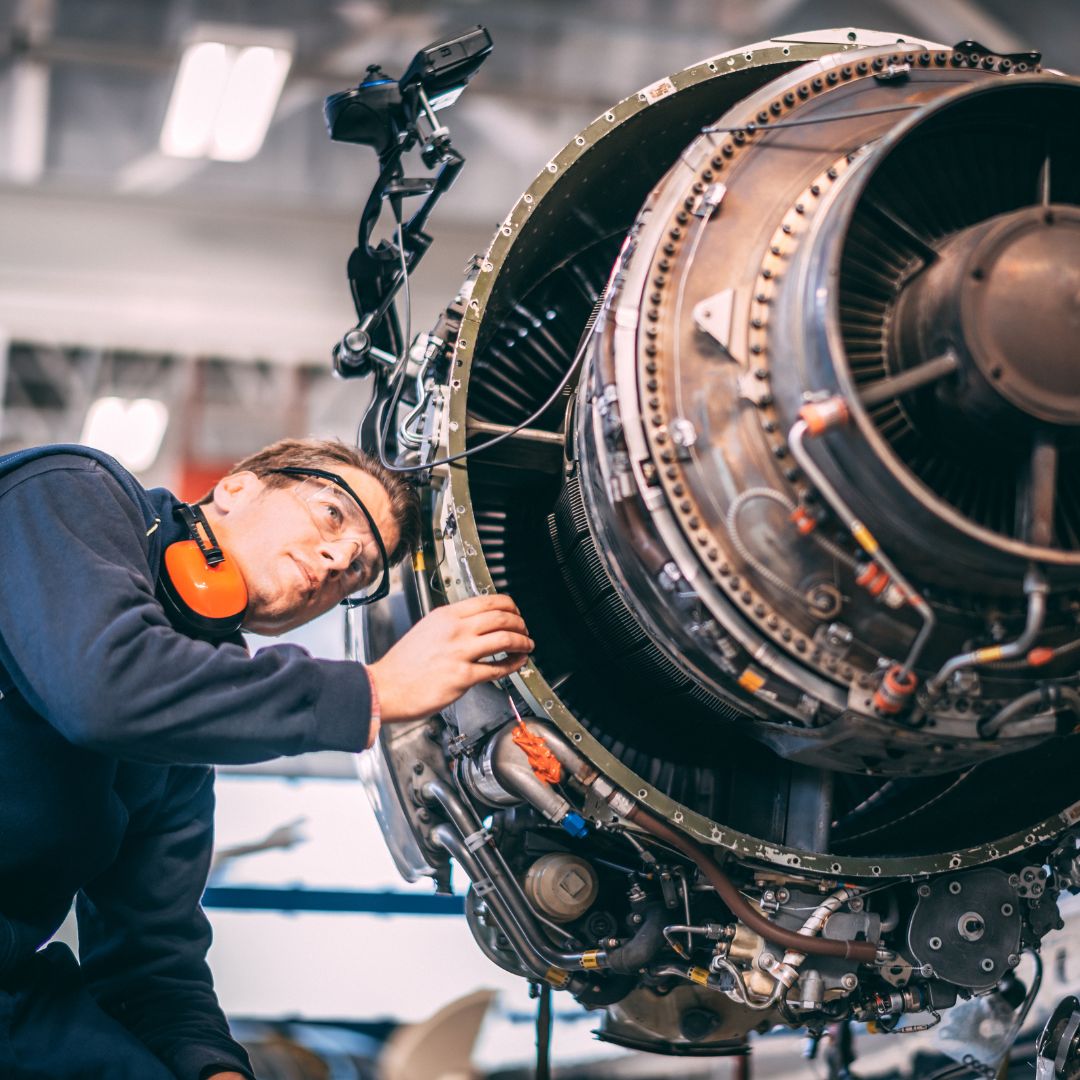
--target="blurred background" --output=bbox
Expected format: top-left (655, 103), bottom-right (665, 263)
top-left (1, 1), bottom-right (1077, 1077)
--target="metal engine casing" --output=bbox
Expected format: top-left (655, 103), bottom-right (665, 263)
top-left (360, 27), bottom-right (1080, 1057)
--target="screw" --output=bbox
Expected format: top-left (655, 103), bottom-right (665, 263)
top-left (840, 974), bottom-right (858, 991)
top-left (917, 884), bottom-right (932, 898)
top-left (949, 881), bottom-right (962, 895)
top-left (1008, 954), bottom-right (1020, 967)
top-left (981, 958), bottom-right (995, 973)
top-left (413, 762), bottom-right (426, 774)
top-left (920, 964), bottom-right (935, 978)
top-left (929, 937), bottom-right (942, 951)
top-left (1001, 903), bottom-right (1014, 916)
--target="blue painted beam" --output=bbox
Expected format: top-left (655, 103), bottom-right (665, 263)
top-left (203, 885), bottom-right (465, 916)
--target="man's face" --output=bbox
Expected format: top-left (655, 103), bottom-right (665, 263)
top-left (208, 465), bottom-right (401, 635)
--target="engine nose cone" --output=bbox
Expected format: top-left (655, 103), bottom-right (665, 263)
top-left (967, 205), bottom-right (1080, 426)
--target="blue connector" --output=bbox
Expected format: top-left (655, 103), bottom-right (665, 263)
top-left (560, 811), bottom-right (589, 838)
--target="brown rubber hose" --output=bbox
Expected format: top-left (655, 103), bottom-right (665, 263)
top-left (626, 804), bottom-right (879, 964)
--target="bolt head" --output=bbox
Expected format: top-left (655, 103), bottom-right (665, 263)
top-left (917, 884), bottom-right (932, 898)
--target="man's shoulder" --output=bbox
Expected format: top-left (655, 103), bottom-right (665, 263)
top-left (0, 449), bottom-right (120, 499)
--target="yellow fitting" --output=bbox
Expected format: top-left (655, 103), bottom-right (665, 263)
top-left (851, 522), bottom-right (879, 555)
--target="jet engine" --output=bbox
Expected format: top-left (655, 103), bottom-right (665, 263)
top-left (348, 27), bottom-right (1080, 1059)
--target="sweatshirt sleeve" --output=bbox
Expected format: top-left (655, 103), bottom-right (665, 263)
top-left (77, 766), bottom-right (254, 1080)
top-left (0, 460), bottom-right (372, 764)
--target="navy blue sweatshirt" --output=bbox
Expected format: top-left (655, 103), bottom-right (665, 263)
top-left (0, 452), bottom-right (375, 1079)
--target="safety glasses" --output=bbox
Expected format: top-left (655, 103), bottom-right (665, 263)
top-left (269, 466), bottom-right (390, 607)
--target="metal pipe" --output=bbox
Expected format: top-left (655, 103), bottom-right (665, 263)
top-left (424, 779), bottom-right (607, 971)
top-left (788, 417), bottom-right (936, 677)
top-left (433, 824), bottom-right (572, 984)
top-left (710, 955), bottom-right (784, 1011)
top-left (978, 684), bottom-right (1080, 739)
top-left (773, 887), bottom-right (859, 989)
top-left (928, 566), bottom-right (1049, 699)
top-left (621, 800), bottom-right (879, 964)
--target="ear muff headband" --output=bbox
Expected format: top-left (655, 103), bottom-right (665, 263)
top-left (158, 504), bottom-right (248, 637)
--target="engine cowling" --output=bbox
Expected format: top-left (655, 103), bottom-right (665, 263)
top-left (361, 28), bottom-right (1080, 1058)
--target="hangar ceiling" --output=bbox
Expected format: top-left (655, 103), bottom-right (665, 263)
top-left (0, 0), bottom-right (1071, 463)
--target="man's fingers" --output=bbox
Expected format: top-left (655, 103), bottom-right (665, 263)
top-left (448, 594), bottom-right (521, 618)
top-left (466, 653), bottom-right (529, 685)
top-left (462, 609), bottom-right (530, 636)
top-left (464, 632), bottom-right (534, 661)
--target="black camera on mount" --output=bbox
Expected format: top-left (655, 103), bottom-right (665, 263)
top-left (324, 25), bottom-right (492, 164)
top-left (324, 25), bottom-right (491, 384)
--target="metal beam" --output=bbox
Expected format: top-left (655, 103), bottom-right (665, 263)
top-left (202, 885), bottom-right (465, 916)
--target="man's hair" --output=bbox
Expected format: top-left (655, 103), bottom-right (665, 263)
top-left (202, 437), bottom-right (420, 565)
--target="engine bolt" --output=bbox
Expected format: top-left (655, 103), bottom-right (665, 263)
top-left (841, 974), bottom-right (858, 991)
top-left (1008, 954), bottom-right (1020, 967)
top-left (1001, 903), bottom-right (1014, 916)
top-left (917, 884), bottom-right (932, 898)
top-left (928, 937), bottom-right (942, 951)
top-left (980, 958), bottom-right (995, 973)
top-left (948, 881), bottom-right (962, 895)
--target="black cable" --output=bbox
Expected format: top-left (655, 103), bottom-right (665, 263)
top-left (701, 101), bottom-right (922, 136)
top-left (372, 278), bottom-right (598, 474)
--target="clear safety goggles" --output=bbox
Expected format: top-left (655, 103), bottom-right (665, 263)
top-left (269, 466), bottom-right (390, 606)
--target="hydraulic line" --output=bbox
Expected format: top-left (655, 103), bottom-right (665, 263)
top-left (772, 886), bottom-right (860, 989)
top-left (978, 684), bottom-right (1080, 739)
top-left (789, 412), bottom-right (936, 679)
top-left (927, 567), bottom-right (1049, 699)
top-left (726, 489), bottom-right (815, 606)
top-left (434, 825), bottom-right (563, 984)
top-left (710, 955), bottom-right (784, 1010)
top-left (622, 800), bottom-right (879, 964)
top-left (424, 779), bottom-right (604, 970)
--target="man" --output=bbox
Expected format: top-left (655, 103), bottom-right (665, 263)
top-left (0, 437), bottom-right (533, 1080)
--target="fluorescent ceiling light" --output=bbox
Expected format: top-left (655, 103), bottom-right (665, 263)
top-left (211, 46), bottom-right (292, 161)
top-left (80, 397), bottom-right (169, 473)
top-left (160, 36), bottom-right (292, 162)
top-left (161, 42), bottom-right (232, 158)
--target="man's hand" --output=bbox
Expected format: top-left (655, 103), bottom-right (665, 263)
top-left (367, 594), bottom-right (534, 724)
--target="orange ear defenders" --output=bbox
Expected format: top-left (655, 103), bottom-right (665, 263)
top-left (157, 504), bottom-right (248, 638)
